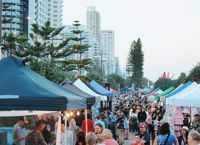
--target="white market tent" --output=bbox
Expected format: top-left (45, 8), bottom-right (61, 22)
top-left (169, 84), bottom-right (200, 107)
top-left (166, 82), bottom-right (198, 105)
top-left (74, 79), bottom-right (107, 101)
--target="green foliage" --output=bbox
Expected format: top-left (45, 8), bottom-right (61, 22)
top-left (28, 59), bottom-right (66, 84)
top-left (0, 117), bottom-right (19, 127)
top-left (86, 61), bottom-right (105, 84)
top-left (1, 32), bottom-right (28, 54)
top-left (187, 63), bottom-right (200, 83)
top-left (154, 78), bottom-right (177, 90)
top-left (107, 73), bottom-right (125, 90)
top-left (64, 20), bottom-right (92, 78)
top-left (127, 38), bottom-right (144, 88)
top-left (177, 72), bottom-right (187, 84)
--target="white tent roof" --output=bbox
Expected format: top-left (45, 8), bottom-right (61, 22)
top-left (170, 84), bottom-right (200, 107)
top-left (74, 79), bottom-right (107, 101)
top-left (0, 111), bottom-right (57, 117)
top-left (166, 82), bottom-right (198, 104)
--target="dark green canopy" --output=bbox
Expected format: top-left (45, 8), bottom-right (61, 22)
top-left (0, 56), bottom-right (87, 111)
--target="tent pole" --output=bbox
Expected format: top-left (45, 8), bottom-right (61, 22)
top-left (64, 112), bottom-right (67, 145)
top-left (85, 109), bottom-right (88, 134)
top-left (56, 112), bottom-right (61, 145)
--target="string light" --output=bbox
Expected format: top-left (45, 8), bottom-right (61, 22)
top-left (76, 111), bottom-right (80, 116)
top-left (70, 112), bottom-right (73, 116)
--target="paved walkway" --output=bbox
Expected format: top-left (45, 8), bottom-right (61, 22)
top-left (124, 132), bottom-right (135, 145)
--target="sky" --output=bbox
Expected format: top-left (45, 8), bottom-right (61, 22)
top-left (63, 0), bottom-right (200, 81)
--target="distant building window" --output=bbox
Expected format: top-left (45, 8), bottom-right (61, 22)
top-left (53, 10), bottom-right (57, 13)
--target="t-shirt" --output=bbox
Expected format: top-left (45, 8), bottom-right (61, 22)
top-left (157, 134), bottom-right (176, 145)
top-left (13, 124), bottom-right (24, 145)
top-left (25, 130), bottom-right (47, 145)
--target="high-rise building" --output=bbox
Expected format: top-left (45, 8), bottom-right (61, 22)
top-left (114, 57), bottom-right (121, 75)
top-left (1, 0), bottom-right (29, 35)
top-left (0, 0), bottom-right (63, 38)
top-left (86, 6), bottom-right (101, 56)
top-left (28, 0), bottom-right (63, 39)
top-left (100, 30), bottom-right (115, 75)
top-left (47, 0), bottom-right (63, 28)
top-left (60, 25), bottom-right (98, 60)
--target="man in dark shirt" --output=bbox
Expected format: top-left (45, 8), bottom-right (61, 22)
top-left (138, 108), bottom-right (147, 123)
top-left (25, 119), bottom-right (47, 145)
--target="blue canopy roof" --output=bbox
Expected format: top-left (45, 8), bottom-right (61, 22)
top-left (89, 80), bottom-right (113, 96)
top-left (165, 81), bottom-right (192, 98)
top-left (0, 56), bottom-right (87, 111)
top-left (122, 87), bottom-right (131, 92)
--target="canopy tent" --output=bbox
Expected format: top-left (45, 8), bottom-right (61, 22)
top-left (61, 78), bottom-right (95, 104)
top-left (165, 81), bottom-right (192, 98)
top-left (169, 85), bottom-right (200, 107)
top-left (0, 111), bottom-right (57, 117)
top-left (89, 80), bottom-right (113, 96)
top-left (74, 79), bottom-right (107, 101)
top-left (0, 56), bottom-right (87, 111)
top-left (148, 89), bottom-right (163, 101)
top-left (167, 82), bottom-right (198, 105)
top-left (122, 87), bottom-right (131, 92)
top-left (155, 87), bottom-right (174, 100)
top-left (147, 88), bottom-right (160, 95)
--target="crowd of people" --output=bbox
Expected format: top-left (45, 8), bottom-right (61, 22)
top-left (12, 92), bottom-right (200, 145)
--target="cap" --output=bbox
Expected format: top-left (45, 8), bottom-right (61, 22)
top-left (181, 126), bottom-right (189, 131)
top-left (139, 122), bottom-right (147, 128)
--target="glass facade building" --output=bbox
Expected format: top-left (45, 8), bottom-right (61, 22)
top-left (1, 0), bottom-right (29, 35)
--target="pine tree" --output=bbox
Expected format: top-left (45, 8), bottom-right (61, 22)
top-left (17, 21), bottom-right (72, 63)
top-left (62, 21), bottom-right (92, 79)
top-left (128, 38), bottom-right (144, 88)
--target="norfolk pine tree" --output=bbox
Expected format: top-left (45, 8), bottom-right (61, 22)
top-left (128, 38), bottom-right (144, 88)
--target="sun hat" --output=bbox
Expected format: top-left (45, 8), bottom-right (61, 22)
top-left (180, 126), bottom-right (189, 131)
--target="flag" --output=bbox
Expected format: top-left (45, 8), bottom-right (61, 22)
top-left (131, 82), bottom-right (135, 90)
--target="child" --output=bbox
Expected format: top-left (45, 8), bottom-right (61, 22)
top-left (131, 133), bottom-right (145, 145)
top-left (124, 116), bottom-right (129, 139)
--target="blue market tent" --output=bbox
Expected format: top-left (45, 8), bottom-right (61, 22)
top-left (89, 80), bottom-right (113, 96)
top-left (122, 87), bottom-right (131, 92)
top-left (0, 56), bottom-right (87, 111)
top-left (165, 81), bottom-right (192, 98)
top-left (61, 78), bottom-right (95, 104)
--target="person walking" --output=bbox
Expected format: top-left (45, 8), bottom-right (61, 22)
top-left (153, 122), bottom-right (178, 145)
top-left (13, 116), bottom-right (26, 145)
top-left (25, 119), bottom-right (47, 145)
top-left (178, 126), bottom-right (189, 145)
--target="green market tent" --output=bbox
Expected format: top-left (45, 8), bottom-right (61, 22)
top-left (155, 87), bottom-right (174, 100)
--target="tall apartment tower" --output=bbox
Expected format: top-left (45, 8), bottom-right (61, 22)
top-left (28, 0), bottom-right (63, 36)
top-left (100, 30), bottom-right (115, 75)
top-left (86, 6), bottom-right (101, 56)
top-left (47, 0), bottom-right (63, 28)
top-left (1, 0), bottom-right (29, 35)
